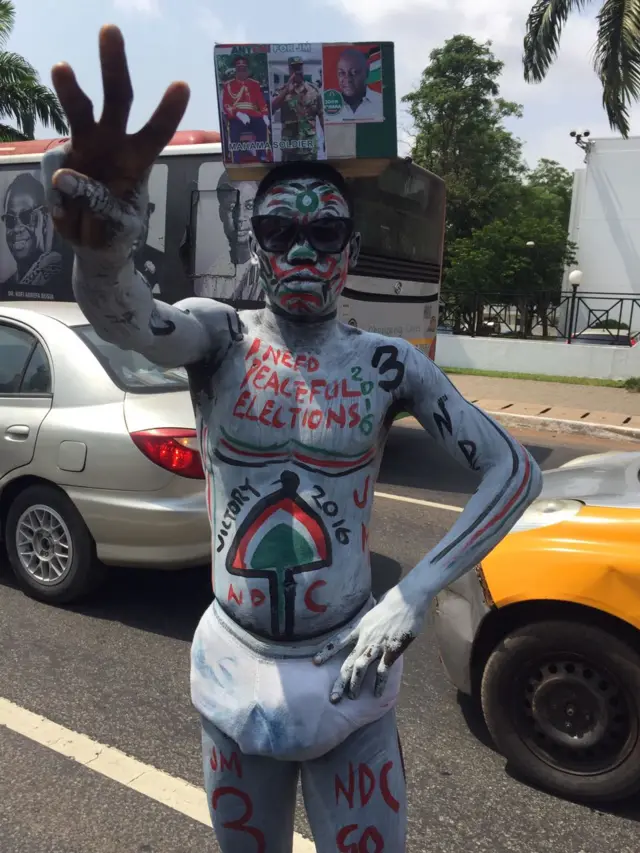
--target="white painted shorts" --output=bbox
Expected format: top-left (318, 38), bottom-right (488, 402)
top-left (190, 598), bottom-right (403, 762)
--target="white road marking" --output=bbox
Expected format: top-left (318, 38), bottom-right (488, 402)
top-left (374, 490), bottom-right (463, 513)
top-left (1, 491), bottom-right (457, 848)
top-left (0, 697), bottom-right (316, 853)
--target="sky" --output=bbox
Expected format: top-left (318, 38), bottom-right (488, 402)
top-left (10, 0), bottom-right (639, 173)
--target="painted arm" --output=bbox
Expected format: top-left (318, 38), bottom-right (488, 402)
top-left (315, 342), bottom-right (542, 702)
top-left (42, 147), bottom-right (240, 369)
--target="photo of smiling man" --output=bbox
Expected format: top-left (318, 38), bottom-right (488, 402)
top-left (323, 44), bottom-right (384, 123)
top-left (0, 170), bottom-right (71, 300)
top-left (195, 165), bottom-right (264, 302)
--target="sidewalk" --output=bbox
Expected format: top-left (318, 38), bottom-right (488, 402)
top-left (447, 374), bottom-right (640, 441)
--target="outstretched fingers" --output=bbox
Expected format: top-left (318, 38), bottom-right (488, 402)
top-left (131, 81), bottom-right (190, 168)
top-left (98, 25), bottom-right (133, 133)
top-left (53, 168), bottom-right (136, 231)
top-left (51, 63), bottom-right (95, 139)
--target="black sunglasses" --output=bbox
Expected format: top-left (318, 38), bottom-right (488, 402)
top-left (2, 207), bottom-right (42, 229)
top-left (251, 215), bottom-right (353, 254)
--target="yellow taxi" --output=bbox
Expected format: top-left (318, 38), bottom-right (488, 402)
top-left (434, 451), bottom-right (640, 802)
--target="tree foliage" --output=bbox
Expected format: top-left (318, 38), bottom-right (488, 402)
top-left (0, 0), bottom-right (67, 141)
top-left (403, 35), bottom-right (526, 246)
top-left (523, 0), bottom-right (640, 139)
top-left (404, 34), bottom-right (576, 304)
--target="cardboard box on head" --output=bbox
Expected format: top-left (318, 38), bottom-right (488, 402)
top-left (213, 41), bottom-right (397, 181)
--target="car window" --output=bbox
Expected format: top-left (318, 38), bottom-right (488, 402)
top-left (21, 343), bottom-right (52, 394)
top-left (0, 324), bottom-right (36, 394)
top-left (75, 325), bottom-right (189, 393)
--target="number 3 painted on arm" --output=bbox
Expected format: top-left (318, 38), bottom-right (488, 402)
top-left (371, 345), bottom-right (405, 392)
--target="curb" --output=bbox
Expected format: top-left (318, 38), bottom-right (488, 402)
top-left (488, 411), bottom-right (640, 443)
top-left (396, 412), bottom-right (640, 443)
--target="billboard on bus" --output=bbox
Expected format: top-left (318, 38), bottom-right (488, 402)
top-left (0, 164), bottom-right (169, 303)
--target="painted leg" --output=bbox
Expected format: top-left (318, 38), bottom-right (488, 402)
top-left (201, 715), bottom-right (299, 852)
top-left (301, 710), bottom-right (407, 853)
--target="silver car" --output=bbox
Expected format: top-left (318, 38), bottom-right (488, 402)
top-left (0, 301), bottom-right (210, 604)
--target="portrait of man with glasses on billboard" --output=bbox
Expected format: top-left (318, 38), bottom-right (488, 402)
top-left (0, 171), bottom-right (66, 299)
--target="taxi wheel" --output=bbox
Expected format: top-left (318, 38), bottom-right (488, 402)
top-left (481, 620), bottom-right (640, 802)
top-left (5, 484), bottom-right (105, 604)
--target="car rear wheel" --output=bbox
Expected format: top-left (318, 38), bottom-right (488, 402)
top-left (5, 484), bottom-right (105, 604)
top-left (481, 620), bottom-right (640, 802)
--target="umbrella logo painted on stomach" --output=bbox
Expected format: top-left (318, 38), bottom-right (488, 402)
top-left (226, 470), bottom-right (332, 639)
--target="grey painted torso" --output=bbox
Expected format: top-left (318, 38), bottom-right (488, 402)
top-left (192, 308), bottom-right (402, 642)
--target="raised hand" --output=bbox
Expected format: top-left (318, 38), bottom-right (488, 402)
top-left (44, 25), bottom-right (189, 253)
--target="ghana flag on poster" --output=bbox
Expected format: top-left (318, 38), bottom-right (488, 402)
top-left (366, 46), bottom-right (382, 93)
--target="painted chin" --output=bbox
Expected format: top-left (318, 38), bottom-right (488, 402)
top-left (278, 291), bottom-right (324, 314)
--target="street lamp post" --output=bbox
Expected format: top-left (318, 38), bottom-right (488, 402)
top-left (524, 241), bottom-right (536, 338)
top-left (567, 269), bottom-right (583, 343)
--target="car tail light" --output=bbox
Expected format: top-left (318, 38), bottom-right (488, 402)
top-left (130, 428), bottom-right (205, 479)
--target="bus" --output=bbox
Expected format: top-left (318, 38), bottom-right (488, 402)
top-left (0, 130), bottom-right (445, 359)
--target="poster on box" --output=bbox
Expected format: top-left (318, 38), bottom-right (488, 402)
top-left (214, 41), bottom-right (395, 169)
top-left (322, 44), bottom-right (383, 123)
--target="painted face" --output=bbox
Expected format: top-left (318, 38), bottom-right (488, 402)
top-left (252, 177), bottom-right (360, 318)
top-left (3, 191), bottom-right (40, 261)
top-left (337, 55), bottom-right (367, 99)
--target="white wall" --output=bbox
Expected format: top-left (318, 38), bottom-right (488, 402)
top-left (435, 335), bottom-right (640, 380)
top-left (566, 137), bottom-right (640, 330)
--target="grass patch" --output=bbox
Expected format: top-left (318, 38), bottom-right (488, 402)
top-left (442, 366), bottom-right (626, 389)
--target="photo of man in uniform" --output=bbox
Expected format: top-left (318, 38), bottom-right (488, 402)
top-left (0, 172), bottom-right (68, 299)
top-left (335, 46), bottom-right (383, 121)
top-left (221, 54), bottom-right (271, 164)
top-left (202, 171), bottom-right (263, 302)
top-left (271, 56), bottom-right (324, 162)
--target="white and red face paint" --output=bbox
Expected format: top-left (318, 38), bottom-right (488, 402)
top-left (253, 177), bottom-right (359, 318)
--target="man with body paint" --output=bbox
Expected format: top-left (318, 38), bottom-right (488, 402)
top-left (43, 26), bottom-right (542, 852)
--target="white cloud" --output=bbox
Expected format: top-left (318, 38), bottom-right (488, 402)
top-left (196, 7), bottom-right (248, 46)
top-left (326, 0), bottom-right (638, 169)
top-left (113, 0), bottom-right (161, 15)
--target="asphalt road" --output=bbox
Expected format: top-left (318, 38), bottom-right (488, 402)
top-left (1, 425), bottom-right (639, 853)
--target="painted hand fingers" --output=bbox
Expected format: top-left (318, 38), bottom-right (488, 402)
top-left (98, 26), bottom-right (133, 134)
top-left (349, 646), bottom-right (382, 700)
top-left (42, 147), bottom-right (71, 221)
top-left (131, 81), bottom-right (190, 169)
top-left (374, 654), bottom-right (393, 698)
top-left (329, 647), bottom-right (358, 704)
top-left (53, 169), bottom-right (137, 229)
top-left (313, 627), bottom-right (356, 666)
top-left (51, 63), bottom-right (95, 140)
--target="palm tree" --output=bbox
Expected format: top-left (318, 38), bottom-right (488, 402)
top-left (0, 0), bottom-right (67, 141)
top-left (523, 0), bottom-right (640, 137)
